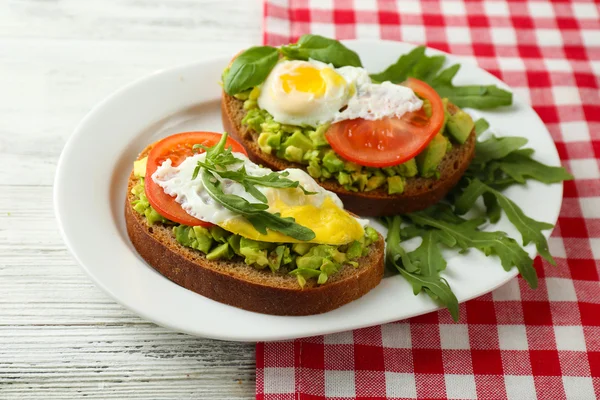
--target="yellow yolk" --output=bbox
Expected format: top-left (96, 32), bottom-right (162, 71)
top-left (280, 65), bottom-right (346, 97)
top-left (218, 197), bottom-right (365, 245)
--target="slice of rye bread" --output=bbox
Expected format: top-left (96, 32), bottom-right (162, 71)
top-left (222, 93), bottom-right (476, 216)
top-left (125, 146), bottom-right (385, 316)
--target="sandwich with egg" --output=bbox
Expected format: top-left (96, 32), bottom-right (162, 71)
top-left (125, 131), bottom-right (384, 315)
top-left (221, 36), bottom-right (509, 216)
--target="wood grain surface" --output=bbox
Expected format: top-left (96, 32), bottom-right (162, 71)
top-left (0, 1), bottom-right (262, 398)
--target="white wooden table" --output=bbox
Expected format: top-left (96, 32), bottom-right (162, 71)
top-left (0, 1), bottom-right (262, 398)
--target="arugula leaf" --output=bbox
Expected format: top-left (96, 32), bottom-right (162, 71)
top-left (194, 133), bottom-right (316, 203)
top-left (223, 46), bottom-right (279, 95)
top-left (385, 216), bottom-right (459, 321)
top-left (407, 210), bottom-right (538, 289)
top-left (483, 192), bottom-right (501, 224)
top-left (371, 46), bottom-right (512, 109)
top-left (201, 169), bottom-right (315, 241)
top-left (487, 152), bottom-right (574, 184)
top-left (370, 46), bottom-right (426, 83)
top-left (454, 178), bottom-right (555, 266)
top-left (409, 231), bottom-right (447, 276)
top-left (474, 135), bottom-right (529, 164)
top-left (474, 118), bottom-right (490, 136)
top-left (279, 34), bottom-right (362, 68)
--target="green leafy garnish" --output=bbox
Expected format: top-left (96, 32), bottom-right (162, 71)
top-left (194, 133), bottom-right (316, 242)
top-left (223, 46), bottom-right (280, 95)
top-left (279, 34), bottom-right (362, 68)
top-left (370, 46), bottom-right (513, 109)
top-left (192, 134), bottom-right (315, 203)
top-left (486, 151), bottom-right (574, 184)
top-left (474, 135), bottom-right (529, 164)
top-left (454, 178), bottom-right (555, 266)
top-left (474, 118), bottom-right (490, 136)
top-left (385, 216), bottom-right (459, 321)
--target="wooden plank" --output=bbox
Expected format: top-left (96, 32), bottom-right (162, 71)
top-left (0, 0), bottom-right (262, 398)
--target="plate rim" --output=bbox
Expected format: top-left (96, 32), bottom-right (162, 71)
top-left (54, 39), bottom-right (563, 341)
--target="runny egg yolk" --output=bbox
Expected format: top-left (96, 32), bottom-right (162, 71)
top-left (219, 197), bottom-right (365, 245)
top-left (280, 65), bottom-right (346, 98)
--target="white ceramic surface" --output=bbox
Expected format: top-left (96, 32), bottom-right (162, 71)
top-left (55, 40), bottom-right (563, 342)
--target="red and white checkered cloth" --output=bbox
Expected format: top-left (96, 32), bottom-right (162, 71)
top-left (257, 1), bottom-right (600, 399)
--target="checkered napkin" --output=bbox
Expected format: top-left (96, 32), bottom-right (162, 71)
top-left (257, 1), bottom-right (600, 399)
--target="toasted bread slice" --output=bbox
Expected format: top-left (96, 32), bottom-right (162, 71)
top-left (222, 93), bottom-right (476, 216)
top-left (125, 147), bottom-right (385, 316)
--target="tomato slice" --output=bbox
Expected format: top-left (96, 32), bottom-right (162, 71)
top-left (325, 78), bottom-right (445, 168)
top-left (145, 132), bottom-right (248, 226)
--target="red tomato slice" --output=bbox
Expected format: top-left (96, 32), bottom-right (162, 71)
top-left (325, 78), bottom-right (445, 168)
top-left (145, 132), bottom-right (248, 226)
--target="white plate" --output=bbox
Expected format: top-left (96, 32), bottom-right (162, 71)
top-left (55, 40), bottom-right (563, 342)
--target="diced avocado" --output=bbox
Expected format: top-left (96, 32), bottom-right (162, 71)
top-left (322, 150), bottom-right (344, 173)
top-left (346, 240), bottom-right (363, 260)
top-left (337, 171), bottom-right (351, 186)
top-left (320, 168), bottom-right (332, 179)
top-left (192, 226), bottom-right (214, 253)
top-left (302, 149), bottom-right (318, 162)
top-left (133, 157), bottom-right (147, 178)
top-left (317, 273), bottom-right (328, 285)
top-left (351, 172), bottom-right (368, 191)
top-left (382, 167), bottom-right (396, 177)
top-left (240, 237), bottom-right (274, 251)
top-left (365, 175), bottom-right (386, 191)
top-left (395, 158), bottom-right (418, 177)
top-left (243, 99), bottom-right (257, 110)
top-left (227, 234), bottom-right (241, 255)
top-left (249, 86), bottom-right (261, 100)
top-left (284, 146), bottom-right (304, 163)
top-left (283, 131), bottom-right (314, 152)
top-left (416, 133), bottom-right (448, 178)
top-left (173, 225), bottom-right (214, 253)
top-left (268, 245), bottom-right (290, 272)
top-left (292, 242), bottom-right (313, 255)
top-left (257, 132), bottom-right (272, 154)
top-left (422, 99), bottom-right (432, 118)
top-left (266, 131), bottom-right (283, 149)
top-left (308, 124), bottom-right (330, 147)
top-left (306, 160), bottom-right (321, 179)
top-left (206, 242), bottom-right (233, 260)
top-left (387, 176), bottom-right (405, 195)
top-left (446, 109), bottom-right (474, 144)
top-left (209, 226), bottom-right (230, 243)
top-left (233, 90), bottom-right (250, 100)
top-left (239, 237), bottom-right (272, 267)
top-left (344, 161), bottom-right (362, 173)
top-left (296, 255), bottom-right (323, 270)
top-left (320, 259), bottom-right (338, 276)
top-left (365, 226), bottom-right (379, 245)
top-left (144, 207), bottom-right (167, 226)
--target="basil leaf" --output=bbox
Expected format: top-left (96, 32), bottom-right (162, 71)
top-left (370, 46), bottom-right (426, 83)
top-left (223, 46), bottom-right (279, 95)
top-left (279, 34), bottom-right (362, 67)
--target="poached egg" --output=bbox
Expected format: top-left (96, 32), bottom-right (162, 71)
top-left (151, 152), bottom-right (367, 245)
top-left (257, 59), bottom-right (423, 127)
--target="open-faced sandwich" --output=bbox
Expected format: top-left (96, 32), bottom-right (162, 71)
top-left (221, 36), bottom-right (486, 216)
top-left (125, 131), bottom-right (384, 315)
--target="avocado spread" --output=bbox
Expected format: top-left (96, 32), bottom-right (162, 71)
top-left (237, 87), bottom-right (474, 193)
top-left (131, 166), bottom-right (378, 287)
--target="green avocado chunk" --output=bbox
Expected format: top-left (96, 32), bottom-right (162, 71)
top-left (416, 133), bottom-right (449, 179)
top-left (446, 109), bottom-right (474, 144)
top-left (387, 176), bottom-right (405, 194)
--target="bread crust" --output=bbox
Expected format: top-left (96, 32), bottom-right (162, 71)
top-left (222, 93), bottom-right (476, 216)
top-left (125, 170), bottom-right (385, 316)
